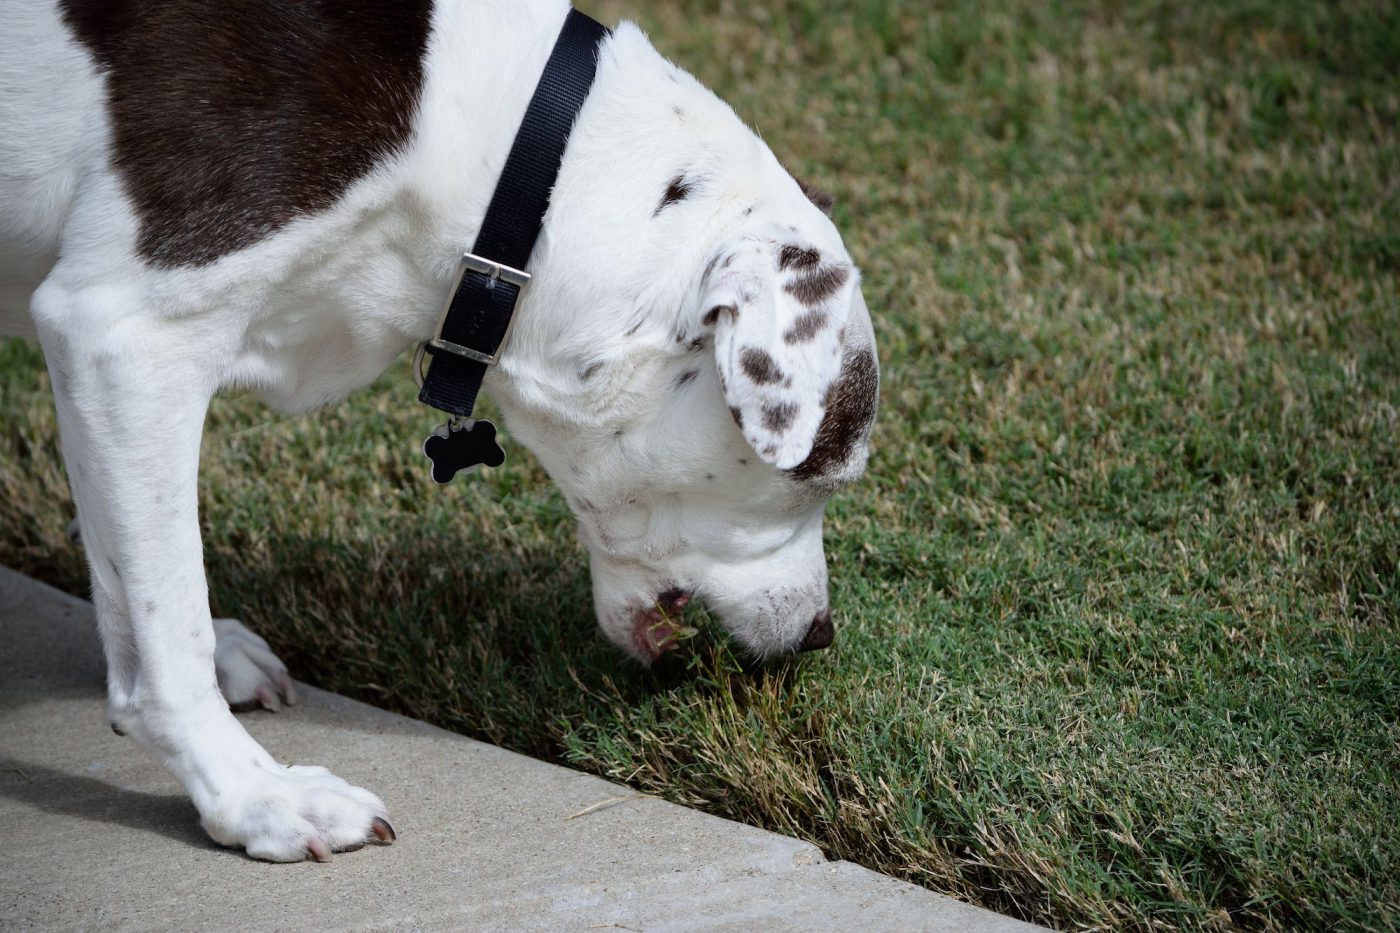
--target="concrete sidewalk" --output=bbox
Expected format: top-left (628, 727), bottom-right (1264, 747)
top-left (0, 567), bottom-right (1042, 932)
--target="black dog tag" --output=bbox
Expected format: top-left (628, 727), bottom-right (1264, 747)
top-left (423, 418), bottom-right (506, 484)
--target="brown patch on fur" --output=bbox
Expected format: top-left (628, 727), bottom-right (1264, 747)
top-left (779, 244), bottom-right (821, 271)
top-left (789, 346), bottom-right (878, 482)
top-left (783, 309), bottom-right (827, 344)
top-left (761, 402), bottom-right (799, 434)
top-left (703, 304), bottom-right (736, 327)
top-left (794, 175), bottom-right (835, 215)
top-left (740, 348), bottom-right (784, 385)
top-left (786, 263), bottom-right (851, 305)
top-left (61, 0), bottom-right (432, 267)
top-left (656, 175), bottom-right (693, 214)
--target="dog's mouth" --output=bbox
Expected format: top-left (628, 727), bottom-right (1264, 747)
top-left (629, 587), bottom-right (695, 661)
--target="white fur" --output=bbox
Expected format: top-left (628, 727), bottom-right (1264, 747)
top-left (0, 0), bottom-right (877, 861)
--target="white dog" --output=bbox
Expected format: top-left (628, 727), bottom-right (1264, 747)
top-left (0, 0), bottom-right (879, 861)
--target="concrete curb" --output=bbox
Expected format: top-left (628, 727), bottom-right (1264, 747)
top-left (0, 566), bottom-right (1044, 931)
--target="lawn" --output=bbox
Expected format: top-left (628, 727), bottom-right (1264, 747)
top-left (2, 0), bottom-right (1398, 929)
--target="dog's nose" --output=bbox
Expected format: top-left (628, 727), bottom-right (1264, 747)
top-left (798, 609), bottom-right (834, 652)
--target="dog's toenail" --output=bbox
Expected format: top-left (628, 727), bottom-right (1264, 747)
top-left (371, 817), bottom-right (397, 843)
top-left (307, 838), bottom-right (332, 861)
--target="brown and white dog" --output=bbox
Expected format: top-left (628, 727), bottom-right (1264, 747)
top-left (0, 0), bottom-right (879, 861)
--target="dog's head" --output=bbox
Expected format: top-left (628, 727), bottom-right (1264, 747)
top-left (485, 23), bottom-right (878, 661)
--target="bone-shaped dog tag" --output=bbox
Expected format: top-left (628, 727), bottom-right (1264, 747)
top-left (423, 417), bottom-right (506, 484)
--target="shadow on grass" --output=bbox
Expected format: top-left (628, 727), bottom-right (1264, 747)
top-left (201, 518), bottom-right (798, 764)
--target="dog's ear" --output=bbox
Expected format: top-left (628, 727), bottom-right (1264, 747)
top-left (698, 236), bottom-right (858, 469)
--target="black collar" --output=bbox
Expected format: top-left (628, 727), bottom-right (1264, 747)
top-left (417, 9), bottom-right (609, 484)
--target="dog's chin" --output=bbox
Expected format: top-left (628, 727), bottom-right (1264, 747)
top-left (597, 588), bottom-right (694, 664)
top-left (603, 602), bottom-right (834, 664)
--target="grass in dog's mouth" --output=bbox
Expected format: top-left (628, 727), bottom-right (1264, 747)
top-left (3, 0), bottom-right (1399, 929)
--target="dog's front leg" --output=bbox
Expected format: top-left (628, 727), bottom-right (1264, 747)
top-left (33, 280), bottom-right (393, 861)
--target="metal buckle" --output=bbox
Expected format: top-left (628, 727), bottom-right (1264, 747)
top-left (424, 252), bottom-right (531, 367)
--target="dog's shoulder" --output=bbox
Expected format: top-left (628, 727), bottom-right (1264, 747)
top-left (60, 0), bottom-right (434, 269)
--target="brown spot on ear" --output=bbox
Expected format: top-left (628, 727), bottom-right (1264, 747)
top-left (786, 263), bottom-right (852, 305)
top-left (761, 402), bottom-right (799, 434)
top-left (789, 346), bottom-right (878, 482)
top-left (703, 304), bottom-right (736, 327)
top-left (784, 309), bottom-right (827, 344)
top-left (61, 0), bottom-right (432, 267)
top-left (740, 348), bottom-right (784, 385)
top-left (779, 245), bottom-right (821, 271)
top-left (656, 175), bottom-right (693, 215)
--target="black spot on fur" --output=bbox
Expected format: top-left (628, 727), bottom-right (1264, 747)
top-left (676, 369), bottom-right (699, 388)
top-left (789, 346), bottom-right (878, 482)
top-left (740, 348), bottom-right (784, 385)
top-left (703, 304), bottom-right (736, 327)
top-left (761, 402), bottom-right (799, 434)
top-left (625, 320), bottom-right (643, 337)
top-left (786, 263), bottom-right (852, 305)
top-left (656, 175), bottom-right (692, 214)
top-left (729, 406), bottom-right (744, 429)
top-left (784, 309), bottom-right (827, 344)
top-left (779, 245), bottom-right (821, 271)
top-left (688, 335), bottom-right (706, 352)
top-left (61, 0), bottom-right (432, 267)
top-left (580, 361), bottom-right (603, 381)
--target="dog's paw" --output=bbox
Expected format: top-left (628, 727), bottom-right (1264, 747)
top-left (202, 764), bottom-right (395, 862)
top-left (213, 617), bottom-right (298, 712)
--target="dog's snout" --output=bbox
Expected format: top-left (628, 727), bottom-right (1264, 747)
top-left (798, 609), bottom-right (834, 652)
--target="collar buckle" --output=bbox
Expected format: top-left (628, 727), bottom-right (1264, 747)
top-left (426, 252), bottom-right (532, 367)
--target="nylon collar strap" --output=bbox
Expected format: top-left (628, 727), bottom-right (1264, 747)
top-left (417, 9), bottom-right (609, 419)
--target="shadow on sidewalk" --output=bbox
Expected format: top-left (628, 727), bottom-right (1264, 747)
top-left (0, 757), bottom-right (212, 851)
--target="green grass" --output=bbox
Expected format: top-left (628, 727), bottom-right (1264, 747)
top-left (3, 0), bottom-right (1398, 928)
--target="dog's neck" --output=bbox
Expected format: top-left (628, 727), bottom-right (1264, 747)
top-left (401, 16), bottom-right (774, 434)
